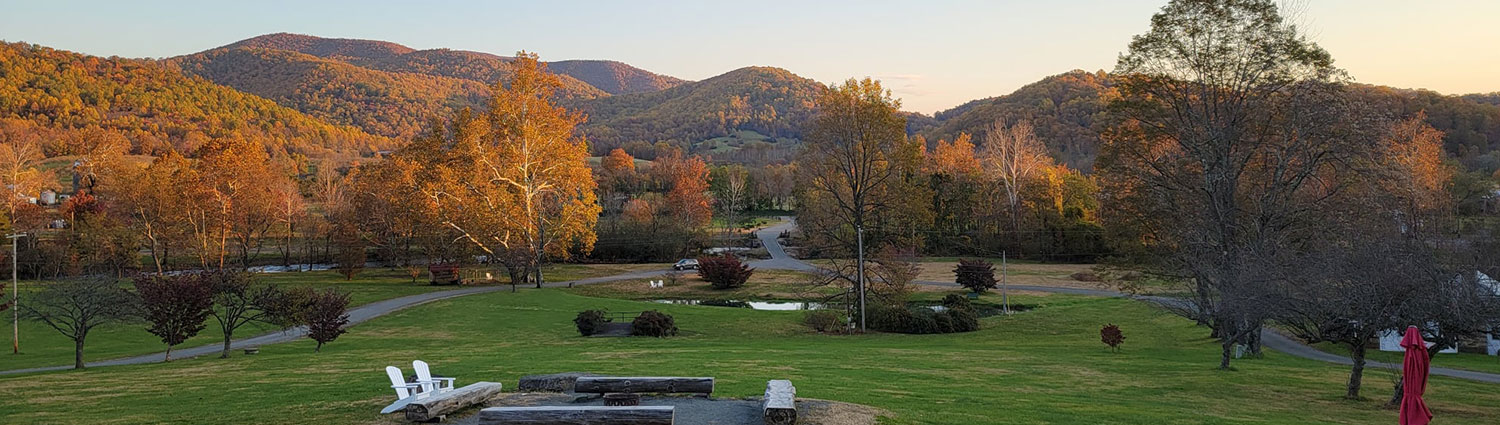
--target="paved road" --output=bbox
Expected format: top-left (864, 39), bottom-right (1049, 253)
top-left (6, 217), bottom-right (1500, 385)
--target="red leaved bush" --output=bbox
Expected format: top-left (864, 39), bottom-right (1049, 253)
top-left (1101, 324), bottom-right (1125, 352)
top-left (696, 254), bottom-right (753, 289)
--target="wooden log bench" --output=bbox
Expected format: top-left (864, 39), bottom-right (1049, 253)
top-left (763, 380), bottom-right (796, 425)
top-left (405, 381), bottom-right (504, 422)
top-left (478, 406), bottom-right (673, 425)
top-left (572, 377), bottom-right (713, 396)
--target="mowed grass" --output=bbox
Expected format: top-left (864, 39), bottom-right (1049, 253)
top-left (2, 289), bottom-right (1499, 424)
top-left (0, 264), bottom-right (667, 371)
top-left (1309, 341), bottom-right (1500, 375)
top-left (566, 269), bottom-right (831, 301)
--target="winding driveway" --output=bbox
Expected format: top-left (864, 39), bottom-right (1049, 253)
top-left (5, 218), bottom-right (1499, 385)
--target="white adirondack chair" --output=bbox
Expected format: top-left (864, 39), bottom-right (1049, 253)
top-left (413, 360), bottom-right (456, 393)
top-left (381, 366), bottom-right (423, 414)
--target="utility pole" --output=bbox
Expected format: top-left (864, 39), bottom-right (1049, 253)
top-left (1001, 251), bottom-right (1010, 315)
top-left (856, 225), bottom-right (866, 331)
top-left (9, 233), bottom-right (24, 354)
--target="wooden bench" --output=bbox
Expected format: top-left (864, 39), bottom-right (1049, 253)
top-left (572, 377), bottom-right (713, 396)
top-left (763, 380), bottom-right (796, 425)
top-left (478, 406), bottom-right (673, 425)
top-left (405, 381), bottom-right (504, 422)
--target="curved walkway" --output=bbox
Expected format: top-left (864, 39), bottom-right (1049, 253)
top-left (6, 218), bottom-right (1499, 384)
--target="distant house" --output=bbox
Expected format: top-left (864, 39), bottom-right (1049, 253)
top-left (1378, 271), bottom-right (1500, 355)
top-left (39, 189), bottom-right (56, 205)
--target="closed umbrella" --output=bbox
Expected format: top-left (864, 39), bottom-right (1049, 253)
top-left (1398, 326), bottom-right (1432, 425)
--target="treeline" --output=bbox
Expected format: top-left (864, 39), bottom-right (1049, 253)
top-left (0, 42), bottom-right (391, 158)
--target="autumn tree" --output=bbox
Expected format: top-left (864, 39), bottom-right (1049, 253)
top-left (0, 135), bottom-right (52, 232)
top-left (655, 150), bottom-right (714, 229)
top-left (797, 78), bottom-right (929, 330)
top-left (926, 134), bottom-right (984, 248)
top-left (109, 152), bottom-right (195, 273)
top-left (411, 52), bottom-right (600, 286)
top-left (1099, 0), bottom-right (1343, 369)
top-left (22, 277), bottom-right (136, 369)
top-left (134, 273), bottom-right (214, 361)
top-left (598, 148), bottom-right (639, 215)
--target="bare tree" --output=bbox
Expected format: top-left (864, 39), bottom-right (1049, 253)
top-left (22, 277), bottom-right (136, 369)
top-left (206, 271), bottom-right (291, 358)
top-left (1100, 0), bottom-right (1345, 369)
top-left (980, 121), bottom-right (1049, 233)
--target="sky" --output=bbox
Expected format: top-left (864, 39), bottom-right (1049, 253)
top-left (2, 0), bottom-right (1497, 114)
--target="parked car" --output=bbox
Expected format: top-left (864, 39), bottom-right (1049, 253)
top-left (673, 259), bottom-right (700, 270)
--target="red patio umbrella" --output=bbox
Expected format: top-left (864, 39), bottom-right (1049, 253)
top-left (1399, 326), bottom-right (1432, 425)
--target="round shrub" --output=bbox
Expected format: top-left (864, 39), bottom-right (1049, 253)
top-left (631, 310), bottom-right (679, 337)
top-left (803, 310), bottom-right (846, 333)
top-left (867, 303), bottom-right (979, 334)
top-left (574, 310), bottom-right (609, 336)
top-left (697, 254), bottom-right (754, 289)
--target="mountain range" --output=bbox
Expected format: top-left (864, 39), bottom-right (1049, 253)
top-left (3, 33), bottom-right (1498, 173)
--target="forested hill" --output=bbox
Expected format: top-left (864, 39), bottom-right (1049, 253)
top-left (921, 70), bottom-right (1500, 174)
top-left (0, 41), bottom-right (390, 158)
top-left (220, 33), bottom-right (678, 96)
top-left (167, 47), bottom-right (492, 140)
top-left (547, 60), bottom-right (686, 95)
top-left (921, 70), bottom-right (1112, 171)
top-left (571, 66), bottom-right (823, 155)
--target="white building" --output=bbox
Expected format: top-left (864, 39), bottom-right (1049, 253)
top-left (1378, 271), bottom-right (1500, 355)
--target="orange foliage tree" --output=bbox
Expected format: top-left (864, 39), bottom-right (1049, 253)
top-left (408, 52), bottom-right (600, 286)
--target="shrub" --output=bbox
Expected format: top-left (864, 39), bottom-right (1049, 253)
top-left (697, 254), bottom-right (754, 289)
top-left (575, 310), bottom-right (610, 336)
top-left (954, 259), bottom-right (997, 293)
top-left (867, 303), bottom-right (979, 334)
top-left (945, 308), bottom-right (980, 333)
top-left (631, 310), bottom-right (678, 337)
top-left (1101, 324), bottom-right (1125, 352)
top-left (942, 294), bottom-right (974, 312)
top-left (803, 310), bottom-right (846, 333)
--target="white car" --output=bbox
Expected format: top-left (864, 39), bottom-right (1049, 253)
top-left (672, 259), bottom-right (699, 270)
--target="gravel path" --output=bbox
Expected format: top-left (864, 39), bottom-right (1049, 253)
top-left (5, 217), bottom-right (1499, 385)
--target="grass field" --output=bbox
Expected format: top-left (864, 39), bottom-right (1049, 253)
top-left (2, 285), bottom-right (1499, 424)
top-left (1310, 341), bottom-right (1500, 375)
top-left (0, 264), bottom-right (668, 371)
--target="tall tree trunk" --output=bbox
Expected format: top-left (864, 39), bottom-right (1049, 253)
top-left (165, 344), bottom-right (173, 362)
top-left (74, 337), bottom-right (85, 369)
top-left (221, 331), bottom-right (233, 359)
top-left (1346, 342), bottom-right (1367, 399)
top-left (1219, 339), bottom-right (1234, 370)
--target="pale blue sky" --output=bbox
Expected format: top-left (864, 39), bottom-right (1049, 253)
top-left (2, 0), bottom-right (1497, 113)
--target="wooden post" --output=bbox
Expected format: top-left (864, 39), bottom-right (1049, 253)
top-left (573, 377), bottom-right (713, 395)
top-left (763, 380), bottom-right (796, 425)
top-left (478, 406), bottom-right (673, 425)
top-left (405, 381), bottom-right (504, 422)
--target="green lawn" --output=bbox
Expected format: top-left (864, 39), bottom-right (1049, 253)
top-left (0, 264), bottom-right (668, 371)
top-left (3, 288), bottom-right (1498, 424)
top-left (1310, 341), bottom-right (1500, 375)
